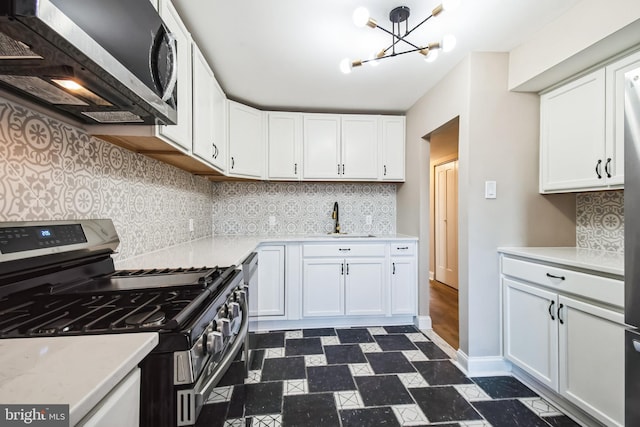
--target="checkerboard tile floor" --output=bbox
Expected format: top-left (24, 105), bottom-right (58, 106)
top-left (195, 326), bottom-right (580, 427)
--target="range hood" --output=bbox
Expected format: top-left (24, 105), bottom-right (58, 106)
top-left (0, 0), bottom-right (177, 125)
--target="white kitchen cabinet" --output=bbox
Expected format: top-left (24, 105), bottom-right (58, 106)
top-left (228, 101), bottom-right (264, 178)
top-left (267, 112), bottom-right (302, 180)
top-left (158, 0), bottom-right (192, 151)
top-left (341, 115), bottom-right (379, 180)
top-left (558, 295), bottom-right (625, 427)
top-left (500, 253), bottom-right (624, 426)
top-left (78, 368), bottom-right (140, 427)
top-left (344, 258), bottom-right (386, 315)
top-left (302, 258), bottom-right (344, 317)
top-left (191, 44), bottom-right (227, 173)
top-left (605, 50), bottom-right (640, 186)
top-left (540, 69), bottom-right (606, 192)
top-left (381, 116), bottom-right (406, 181)
top-left (250, 245), bottom-right (286, 317)
top-left (303, 114), bottom-right (341, 179)
top-left (390, 242), bottom-right (417, 315)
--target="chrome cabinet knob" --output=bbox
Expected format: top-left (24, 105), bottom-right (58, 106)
top-left (206, 331), bottom-right (224, 355)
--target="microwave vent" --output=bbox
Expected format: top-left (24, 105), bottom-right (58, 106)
top-left (0, 75), bottom-right (88, 105)
top-left (0, 32), bottom-right (42, 60)
top-left (81, 111), bottom-right (144, 123)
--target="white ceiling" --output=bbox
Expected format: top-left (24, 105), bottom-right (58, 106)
top-left (172, 0), bottom-right (582, 114)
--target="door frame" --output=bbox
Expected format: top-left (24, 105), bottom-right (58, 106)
top-left (434, 158), bottom-right (458, 288)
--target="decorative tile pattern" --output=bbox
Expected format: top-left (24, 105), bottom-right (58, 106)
top-left (212, 181), bottom-right (396, 235)
top-left (367, 327), bottom-right (387, 335)
top-left (320, 336), bottom-right (341, 346)
top-left (576, 190), bottom-right (624, 253)
top-left (205, 326), bottom-right (578, 427)
top-left (405, 332), bottom-right (430, 342)
top-left (359, 342), bottom-right (382, 353)
top-left (0, 97), bottom-right (214, 261)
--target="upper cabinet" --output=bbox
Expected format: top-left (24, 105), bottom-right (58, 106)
top-left (303, 114), bottom-right (342, 179)
top-left (192, 44), bottom-right (227, 173)
top-left (341, 115), bottom-right (379, 180)
top-left (267, 112), bottom-right (303, 180)
top-left (381, 116), bottom-right (406, 181)
top-left (228, 101), bottom-right (264, 179)
top-left (540, 49), bottom-right (640, 193)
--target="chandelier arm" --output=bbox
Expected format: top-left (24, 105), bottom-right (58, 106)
top-left (375, 25), bottom-right (421, 52)
top-left (360, 46), bottom-right (426, 64)
top-left (380, 14), bottom-right (435, 55)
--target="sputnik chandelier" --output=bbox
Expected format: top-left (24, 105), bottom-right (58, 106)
top-left (340, 0), bottom-right (460, 73)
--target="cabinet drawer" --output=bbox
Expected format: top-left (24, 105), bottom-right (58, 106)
top-left (391, 243), bottom-right (415, 256)
top-left (303, 244), bottom-right (385, 257)
top-left (501, 256), bottom-right (623, 308)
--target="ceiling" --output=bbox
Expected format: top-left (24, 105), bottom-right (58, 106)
top-left (172, 0), bottom-right (582, 114)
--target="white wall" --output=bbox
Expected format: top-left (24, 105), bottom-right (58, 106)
top-left (399, 52), bottom-right (576, 370)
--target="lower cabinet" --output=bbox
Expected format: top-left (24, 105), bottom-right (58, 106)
top-left (390, 255), bottom-right (417, 315)
top-left (302, 258), bottom-right (344, 317)
top-left (251, 245), bottom-right (285, 317)
top-left (78, 368), bottom-right (140, 427)
top-left (501, 256), bottom-right (624, 427)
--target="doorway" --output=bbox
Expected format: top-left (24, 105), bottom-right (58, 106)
top-left (428, 117), bottom-right (459, 349)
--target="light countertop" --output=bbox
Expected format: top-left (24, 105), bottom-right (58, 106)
top-left (115, 234), bottom-right (418, 270)
top-left (498, 246), bottom-right (624, 277)
top-left (0, 333), bottom-right (158, 425)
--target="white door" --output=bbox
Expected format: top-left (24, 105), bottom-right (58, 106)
top-left (341, 115), bottom-right (378, 180)
top-left (191, 45), bottom-right (215, 164)
top-left (303, 114), bottom-right (341, 179)
top-left (390, 257), bottom-right (416, 315)
top-left (558, 295), bottom-right (625, 426)
top-left (251, 246), bottom-right (286, 317)
top-left (210, 70), bottom-right (227, 172)
top-left (302, 258), bottom-right (344, 317)
top-left (434, 160), bottom-right (458, 288)
top-left (228, 101), bottom-right (263, 178)
top-left (344, 257), bottom-right (386, 316)
top-left (268, 112), bottom-right (302, 180)
top-left (381, 116), bottom-right (405, 181)
top-left (503, 278), bottom-right (559, 390)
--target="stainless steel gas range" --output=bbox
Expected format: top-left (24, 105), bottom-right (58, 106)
top-left (0, 219), bottom-right (249, 426)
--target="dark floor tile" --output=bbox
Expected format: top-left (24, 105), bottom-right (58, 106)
top-left (473, 399), bottom-right (549, 427)
top-left (336, 328), bottom-right (374, 343)
top-left (283, 393), bottom-right (340, 427)
top-left (366, 351), bottom-right (416, 374)
top-left (248, 349), bottom-right (264, 371)
top-left (302, 327), bottom-right (336, 337)
top-left (194, 402), bottom-right (228, 427)
top-left (471, 376), bottom-right (538, 399)
top-left (249, 332), bottom-right (285, 349)
top-left (340, 406), bottom-right (401, 427)
top-left (324, 344), bottom-right (366, 364)
top-left (242, 381), bottom-right (283, 416)
top-left (285, 337), bottom-right (323, 356)
top-left (384, 325), bottom-right (419, 333)
top-left (261, 356), bottom-right (306, 381)
top-left (307, 364), bottom-right (356, 392)
top-left (227, 385), bottom-right (245, 418)
top-left (410, 386), bottom-right (482, 423)
top-left (414, 341), bottom-right (450, 360)
top-left (374, 334), bottom-right (418, 351)
top-left (355, 375), bottom-right (414, 406)
top-left (217, 360), bottom-right (246, 386)
top-left (543, 415), bottom-right (582, 427)
top-left (413, 360), bottom-right (472, 385)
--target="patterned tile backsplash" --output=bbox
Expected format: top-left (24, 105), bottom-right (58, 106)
top-left (0, 96), bottom-right (214, 261)
top-left (212, 182), bottom-right (397, 236)
top-left (576, 190), bottom-right (624, 253)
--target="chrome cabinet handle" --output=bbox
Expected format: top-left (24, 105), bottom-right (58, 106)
top-left (338, 248), bottom-right (351, 252)
top-left (558, 303), bottom-right (565, 325)
top-left (384, 165), bottom-right (387, 176)
top-left (338, 164), bottom-right (341, 175)
top-left (548, 300), bottom-right (555, 320)
top-left (605, 158), bottom-right (612, 178)
top-left (342, 164), bottom-right (345, 175)
top-left (231, 157), bottom-right (235, 169)
top-left (546, 273), bottom-right (565, 281)
top-left (397, 246), bottom-right (409, 250)
top-left (346, 263), bottom-right (349, 275)
top-left (595, 159), bottom-right (602, 179)
top-left (341, 263), bottom-right (344, 275)
top-left (294, 163), bottom-right (297, 174)
top-left (392, 263), bottom-right (396, 275)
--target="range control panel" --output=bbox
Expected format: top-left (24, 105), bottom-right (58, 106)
top-left (0, 224), bottom-right (87, 254)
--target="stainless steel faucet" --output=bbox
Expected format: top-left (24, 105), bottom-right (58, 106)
top-left (332, 202), bottom-right (340, 234)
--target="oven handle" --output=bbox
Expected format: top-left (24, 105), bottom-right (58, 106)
top-left (195, 295), bottom-right (249, 405)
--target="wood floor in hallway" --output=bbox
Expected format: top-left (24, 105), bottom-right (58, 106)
top-left (429, 280), bottom-right (459, 350)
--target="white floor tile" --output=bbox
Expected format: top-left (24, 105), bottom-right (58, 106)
top-left (367, 327), bottom-right (387, 335)
top-left (334, 390), bottom-right (365, 409)
top-left (284, 330), bottom-right (303, 339)
top-left (320, 336), bottom-right (340, 345)
top-left (405, 332), bottom-right (430, 342)
top-left (519, 397), bottom-right (563, 417)
top-left (348, 363), bottom-right (375, 376)
top-left (391, 404), bottom-right (429, 426)
top-left (245, 370), bottom-right (262, 384)
top-left (251, 414), bottom-right (282, 427)
top-left (206, 386), bottom-right (233, 403)
top-left (304, 354), bottom-right (327, 366)
top-left (397, 372), bottom-right (429, 388)
top-left (264, 347), bottom-right (285, 358)
top-left (359, 342), bottom-right (382, 353)
top-left (401, 350), bottom-right (428, 362)
top-left (454, 384), bottom-right (491, 401)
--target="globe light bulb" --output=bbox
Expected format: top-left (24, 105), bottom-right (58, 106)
top-left (441, 34), bottom-right (457, 53)
top-left (353, 7), bottom-right (370, 28)
top-left (340, 58), bottom-right (353, 74)
top-left (442, 0), bottom-right (461, 12)
top-left (424, 49), bottom-right (439, 63)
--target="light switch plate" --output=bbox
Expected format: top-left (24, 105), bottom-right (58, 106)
top-left (485, 181), bottom-right (497, 199)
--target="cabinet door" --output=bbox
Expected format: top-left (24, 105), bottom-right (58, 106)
top-left (192, 45), bottom-right (215, 164)
top-left (341, 115), bottom-right (378, 180)
top-left (503, 278), bottom-right (558, 390)
top-left (605, 50), bottom-right (640, 187)
top-left (228, 101), bottom-right (263, 178)
top-left (210, 72), bottom-right (227, 172)
top-left (158, 0), bottom-right (192, 151)
top-left (268, 112), bottom-right (302, 180)
top-left (558, 295), bottom-right (624, 426)
top-left (381, 116), bottom-right (405, 181)
top-left (390, 257), bottom-right (416, 315)
top-left (540, 69), bottom-right (606, 192)
top-left (302, 259), bottom-right (344, 317)
top-left (344, 258), bottom-right (386, 316)
top-left (303, 114), bottom-right (341, 179)
top-left (250, 245), bottom-right (285, 317)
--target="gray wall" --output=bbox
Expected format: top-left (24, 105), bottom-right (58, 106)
top-left (399, 52), bottom-right (576, 364)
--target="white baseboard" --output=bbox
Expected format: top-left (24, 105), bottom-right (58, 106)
top-left (455, 350), bottom-right (512, 377)
top-left (414, 315), bottom-right (432, 330)
top-left (429, 271), bottom-right (434, 281)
